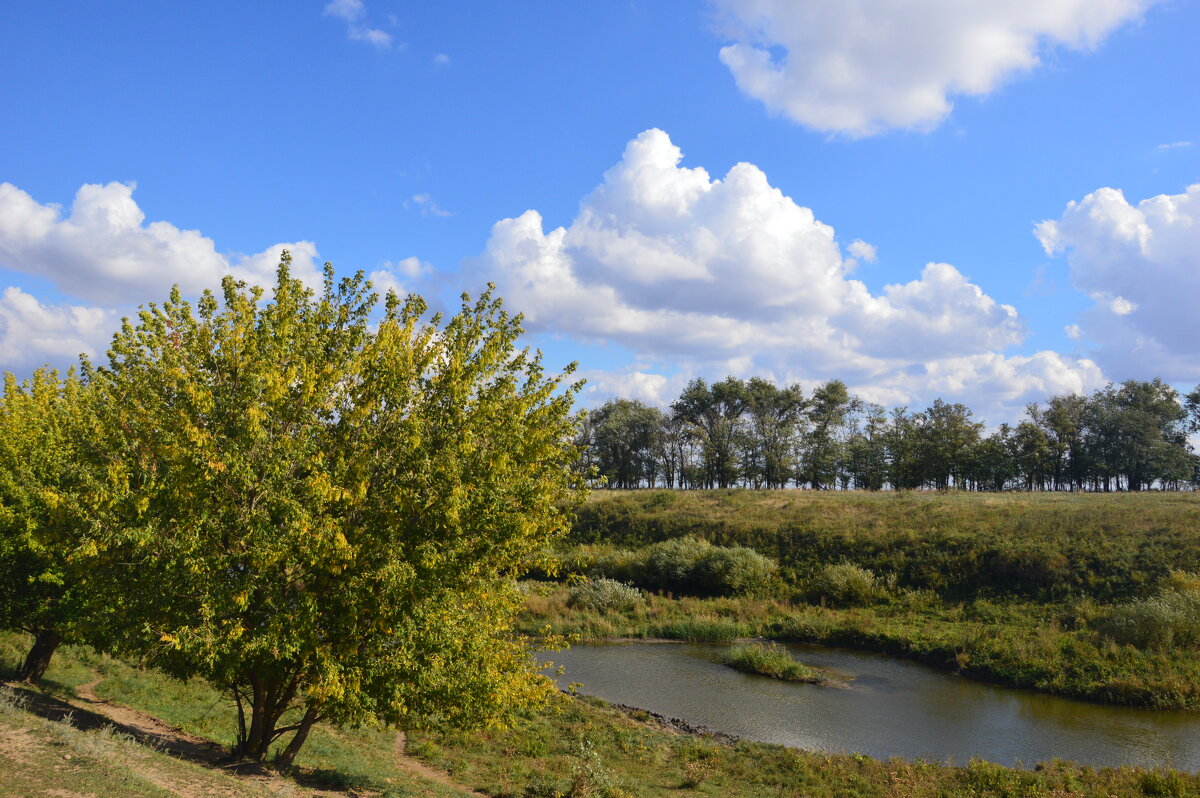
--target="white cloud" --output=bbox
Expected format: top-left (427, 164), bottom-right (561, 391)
top-left (1036, 183), bottom-right (1200, 379)
top-left (367, 256), bottom-right (434, 297)
top-left (433, 53), bottom-right (451, 67)
top-left (1156, 141), bottom-right (1192, 151)
top-left (0, 181), bottom-right (323, 306)
top-left (471, 129), bottom-right (1100, 418)
top-left (712, 0), bottom-right (1161, 135)
top-left (323, 0), bottom-right (393, 49)
top-left (1065, 323), bottom-right (1082, 340)
top-left (409, 193), bottom-right (453, 217)
top-left (0, 287), bottom-right (114, 369)
top-left (847, 239), bottom-right (877, 263)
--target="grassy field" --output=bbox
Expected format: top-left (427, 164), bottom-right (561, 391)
top-left (4, 633), bottom-right (1199, 798)
top-left (524, 490), bottom-right (1200, 710)
top-left (3, 492), bottom-right (1198, 797)
top-left (572, 490), bottom-right (1200, 600)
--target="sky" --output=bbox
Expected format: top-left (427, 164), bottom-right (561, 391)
top-left (1, 0), bottom-right (1197, 423)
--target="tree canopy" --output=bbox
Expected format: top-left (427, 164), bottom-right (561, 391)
top-left (0, 258), bottom-right (586, 768)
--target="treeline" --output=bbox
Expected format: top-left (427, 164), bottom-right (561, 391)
top-left (576, 377), bottom-right (1200, 491)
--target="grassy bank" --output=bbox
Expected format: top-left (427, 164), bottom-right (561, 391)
top-left (4, 633), bottom-right (1197, 798)
top-left (0, 632), bottom-right (473, 796)
top-left (518, 585), bottom-right (1200, 710)
top-left (414, 690), bottom-right (1199, 798)
top-left (572, 490), bottom-right (1200, 600)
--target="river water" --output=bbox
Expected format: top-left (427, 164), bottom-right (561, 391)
top-left (547, 642), bottom-right (1200, 771)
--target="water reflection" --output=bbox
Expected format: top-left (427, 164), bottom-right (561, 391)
top-left (546, 642), bottom-right (1200, 771)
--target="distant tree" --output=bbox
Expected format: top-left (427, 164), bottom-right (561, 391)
top-left (93, 261), bottom-right (584, 769)
top-left (886, 407), bottom-right (925, 490)
top-left (743, 378), bottom-right (806, 489)
top-left (673, 377), bottom-right (748, 488)
top-left (965, 425), bottom-right (1018, 491)
top-left (1012, 420), bottom-right (1053, 491)
top-left (591, 399), bottom-right (663, 488)
top-left (801, 380), bottom-right (855, 490)
top-left (844, 402), bottom-right (889, 490)
top-left (919, 399), bottom-right (983, 490)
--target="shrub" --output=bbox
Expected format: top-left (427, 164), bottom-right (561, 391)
top-left (693, 546), bottom-right (777, 596)
top-left (805, 562), bottom-right (884, 607)
top-left (1098, 589), bottom-right (1200, 650)
top-left (566, 579), bottom-right (645, 613)
top-left (642, 537), bottom-right (713, 593)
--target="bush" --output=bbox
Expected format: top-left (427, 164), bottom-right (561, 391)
top-left (566, 579), bottom-right (645, 613)
top-left (1098, 589), bottom-right (1200, 651)
top-left (805, 563), bottom-right (884, 607)
top-left (642, 537), bottom-right (713, 593)
top-left (693, 546), bottom-right (777, 596)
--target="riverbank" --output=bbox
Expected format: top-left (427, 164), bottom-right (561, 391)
top-left (3, 632), bottom-right (1197, 797)
top-left (518, 583), bottom-right (1200, 710)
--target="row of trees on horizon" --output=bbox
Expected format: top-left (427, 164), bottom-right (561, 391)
top-left (575, 377), bottom-right (1200, 492)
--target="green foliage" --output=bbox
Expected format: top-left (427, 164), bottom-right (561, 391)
top-left (805, 563), bottom-right (884, 607)
top-left (88, 258), bottom-right (586, 764)
top-left (567, 579), bottom-right (644, 613)
top-left (720, 642), bottom-right (820, 682)
top-left (1099, 587), bottom-right (1200, 651)
top-left (551, 538), bottom-right (777, 598)
top-left (0, 367), bottom-right (109, 680)
top-left (572, 490), bottom-right (1200, 601)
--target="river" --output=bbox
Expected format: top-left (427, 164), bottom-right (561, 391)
top-left (547, 641), bottom-right (1200, 771)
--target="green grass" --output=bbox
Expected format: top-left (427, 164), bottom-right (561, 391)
top-left (571, 490), bottom-right (1200, 601)
top-left (720, 642), bottom-right (823, 683)
top-left (0, 684), bottom-right (280, 798)
top-left (4, 630), bottom-right (1199, 797)
top-left (0, 631), bottom-right (478, 797)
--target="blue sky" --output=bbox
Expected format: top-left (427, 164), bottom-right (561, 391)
top-left (1, 0), bottom-right (1197, 422)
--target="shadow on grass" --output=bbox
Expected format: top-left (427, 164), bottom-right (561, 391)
top-left (3, 680), bottom-right (392, 793)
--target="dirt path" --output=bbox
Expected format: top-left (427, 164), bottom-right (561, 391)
top-left (392, 731), bottom-right (487, 797)
top-left (5, 678), bottom-right (345, 798)
top-left (8, 677), bottom-right (486, 797)
top-left (73, 678), bottom-right (230, 767)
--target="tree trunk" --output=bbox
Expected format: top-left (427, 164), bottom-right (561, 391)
top-left (275, 706), bottom-right (320, 773)
top-left (18, 629), bottom-right (61, 683)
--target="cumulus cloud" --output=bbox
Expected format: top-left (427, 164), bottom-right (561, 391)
top-left (0, 181), bottom-right (323, 307)
top-left (471, 129), bottom-right (1100, 417)
top-left (324, 0), bottom-right (393, 49)
top-left (0, 287), bottom-right (114, 369)
top-left (367, 256), bottom-right (434, 298)
top-left (0, 181), bottom-right (335, 371)
top-left (1036, 183), bottom-right (1200, 379)
top-left (847, 239), bottom-right (877, 263)
top-left (711, 0), bottom-right (1161, 135)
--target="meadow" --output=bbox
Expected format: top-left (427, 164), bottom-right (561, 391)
top-left (524, 490), bottom-right (1200, 708)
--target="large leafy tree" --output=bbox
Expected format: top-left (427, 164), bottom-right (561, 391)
top-left (95, 259), bottom-right (584, 769)
top-left (0, 368), bottom-right (105, 682)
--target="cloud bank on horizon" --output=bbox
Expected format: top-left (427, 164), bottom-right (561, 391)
top-left (712, 0), bottom-right (1163, 135)
top-left (469, 129), bottom-right (1107, 419)
top-left (1, 129), bottom-right (1194, 421)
